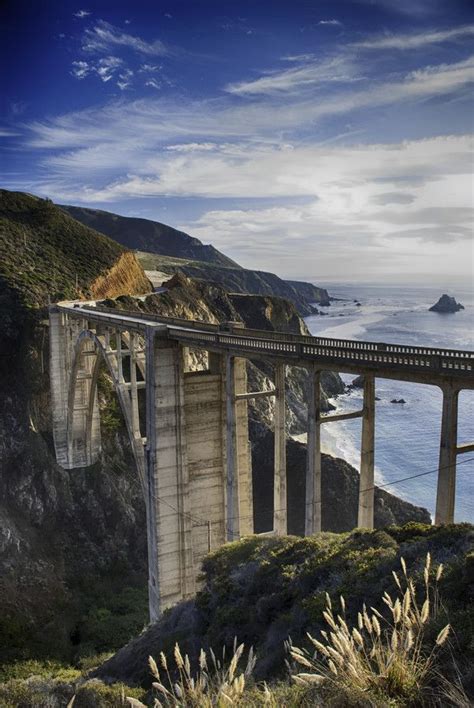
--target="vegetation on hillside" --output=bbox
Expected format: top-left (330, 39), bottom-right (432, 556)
top-left (1, 524), bottom-right (472, 706)
top-left (61, 204), bottom-right (238, 268)
top-left (91, 523), bottom-right (473, 694)
top-left (0, 190), bottom-right (149, 310)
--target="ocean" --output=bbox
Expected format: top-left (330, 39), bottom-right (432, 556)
top-left (301, 283), bottom-right (474, 523)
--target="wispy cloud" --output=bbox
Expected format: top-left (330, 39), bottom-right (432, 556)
top-left (117, 69), bottom-right (134, 90)
top-left (225, 56), bottom-right (361, 95)
top-left (355, 24), bottom-right (474, 50)
top-left (0, 127), bottom-right (20, 137)
top-left (82, 19), bottom-right (169, 57)
top-left (30, 54), bottom-right (474, 152)
top-left (71, 61), bottom-right (91, 79)
top-left (71, 56), bottom-right (124, 83)
top-left (318, 19), bottom-right (342, 26)
top-left (74, 9), bottom-right (91, 19)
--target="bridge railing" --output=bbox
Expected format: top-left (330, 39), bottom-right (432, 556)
top-left (69, 304), bottom-right (474, 361)
top-left (58, 304), bottom-right (474, 378)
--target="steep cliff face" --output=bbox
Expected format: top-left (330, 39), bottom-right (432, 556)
top-left (0, 191), bottom-right (153, 663)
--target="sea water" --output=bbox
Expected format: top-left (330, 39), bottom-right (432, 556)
top-left (302, 284), bottom-right (474, 523)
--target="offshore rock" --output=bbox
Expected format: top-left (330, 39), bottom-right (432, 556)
top-left (429, 294), bottom-right (464, 313)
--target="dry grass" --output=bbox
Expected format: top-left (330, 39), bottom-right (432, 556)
top-left (290, 553), bottom-right (451, 705)
top-left (128, 640), bottom-right (258, 707)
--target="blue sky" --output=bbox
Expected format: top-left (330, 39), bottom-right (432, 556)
top-left (1, 0), bottom-right (473, 284)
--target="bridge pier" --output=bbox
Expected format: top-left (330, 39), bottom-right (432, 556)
top-left (306, 368), bottom-right (322, 535)
top-left (358, 374), bottom-right (375, 529)
top-left (435, 384), bottom-right (459, 525)
top-left (144, 332), bottom-right (194, 621)
top-left (274, 362), bottom-right (287, 535)
top-left (225, 353), bottom-right (253, 541)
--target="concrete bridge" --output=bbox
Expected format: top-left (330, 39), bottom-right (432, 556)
top-left (49, 303), bottom-right (474, 621)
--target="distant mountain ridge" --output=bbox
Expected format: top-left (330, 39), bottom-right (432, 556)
top-left (62, 204), bottom-right (330, 314)
top-left (61, 205), bottom-right (239, 268)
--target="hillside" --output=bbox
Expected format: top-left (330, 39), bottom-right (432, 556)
top-left (93, 524), bottom-right (474, 685)
top-left (60, 204), bottom-right (331, 314)
top-left (0, 191), bottom-right (150, 312)
top-left (61, 204), bottom-right (238, 268)
top-left (138, 251), bottom-right (330, 315)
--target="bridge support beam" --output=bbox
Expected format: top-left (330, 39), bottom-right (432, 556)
top-left (224, 353), bottom-right (253, 541)
top-left (50, 309), bottom-right (72, 467)
top-left (306, 369), bottom-right (322, 535)
top-left (435, 384), bottom-right (459, 525)
top-left (274, 362), bottom-right (287, 535)
top-left (145, 332), bottom-right (194, 622)
top-left (358, 374), bottom-right (375, 529)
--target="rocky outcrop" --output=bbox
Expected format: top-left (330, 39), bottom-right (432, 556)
top-left (286, 279), bottom-right (330, 306)
top-left (429, 294), bottom-right (465, 313)
top-left (90, 252), bottom-right (150, 300)
top-left (147, 258), bottom-right (326, 316)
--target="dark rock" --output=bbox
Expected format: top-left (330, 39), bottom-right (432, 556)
top-left (351, 375), bottom-right (364, 389)
top-left (391, 398), bottom-right (406, 404)
top-left (429, 294), bottom-right (464, 313)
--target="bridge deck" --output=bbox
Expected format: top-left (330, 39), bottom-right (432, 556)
top-left (56, 303), bottom-right (474, 388)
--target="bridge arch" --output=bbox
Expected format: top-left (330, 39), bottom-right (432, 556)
top-left (66, 328), bottom-right (145, 487)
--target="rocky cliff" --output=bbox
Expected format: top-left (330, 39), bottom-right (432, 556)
top-left (138, 251), bottom-right (328, 316)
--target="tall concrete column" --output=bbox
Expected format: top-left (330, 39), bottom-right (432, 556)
top-left (129, 332), bottom-right (141, 440)
top-left (225, 354), bottom-right (239, 541)
top-left (435, 384), bottom-right (459, 525)
top-left (274, 362), bottom-right (287, 535)
top-left (144, 329), bottom-right (194, 621)
top-left (50, 308), bottom-right (71, 467)
top-left (306, 369), bottom-right (322, 535)
top-left (234, 356), bottom-right (253, 536)
top-left (358, 374), bottom-right (375, 529)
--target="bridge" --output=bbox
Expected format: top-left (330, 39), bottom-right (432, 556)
top-left (49, 302), bottom-right (474, 621)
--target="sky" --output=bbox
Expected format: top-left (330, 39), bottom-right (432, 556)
top-left (1, 0), bottom-right (473, 285)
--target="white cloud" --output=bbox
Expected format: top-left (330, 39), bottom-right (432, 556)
top-left (71, 60), bottom-right (91, 79)
top-left (82, 19), bottom-right (169, 57)
top-left (355, 24), bottom-right (474, 50)
top-left (28, 54), bottom-right (474, 154)
top-left (117, 69), bottom-right (134, 90)
top-left (71, 56), bottom-right (123, 84)
top-left (96, 56), bottom-right (123, 82)
top-left (145, 78), bottom-right (162, 90)
top-left (318, 19), bottom-right (342, 26)
top-left (225, 56), bottom-right (360, 95)
top-left (74, 9), bottom-right (91, 18)
top-left (0, 127), bottom-right (19, 137)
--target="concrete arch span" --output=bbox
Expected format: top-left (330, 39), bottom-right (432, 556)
top-left (66, 328), bottom-right (146, 488)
